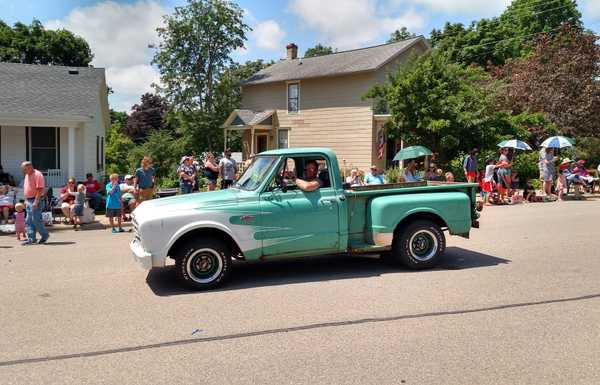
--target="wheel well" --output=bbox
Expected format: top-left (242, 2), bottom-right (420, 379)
top-left (394, 212), bottom-right (447, 237)
top-left (167, 227), bottom-right (243, 260)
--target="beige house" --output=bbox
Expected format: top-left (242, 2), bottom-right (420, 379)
top-left (223, 36), bottom-right (429, 171)
top-left (0, 63), bottom-right (109, 187)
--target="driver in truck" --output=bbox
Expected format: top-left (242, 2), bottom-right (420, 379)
top-left (292, 160), bottom-right (323, 192)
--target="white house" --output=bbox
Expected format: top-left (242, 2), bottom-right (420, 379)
top-left (0, 62), bottom-right (109, 187)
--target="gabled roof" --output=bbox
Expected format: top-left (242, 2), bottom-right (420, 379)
top-left (0, 62), bottom-right (107, 120)
top-left (223, 109), bottom-right (275, 127)
top-left (244, 36), bottom-right (427, 86)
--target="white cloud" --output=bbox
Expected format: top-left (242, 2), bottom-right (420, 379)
top-left (45, 0), bottom-right (166, 111)
top-left (289, 0), bottom-right (424, 49)
top-left (252, 20), bottom-right (286, 50)
top-left (582, 0), bottom-right (600, 20)
top-left (106, 65), bottom-right (160, 95)
top-left (407, 0), bottom-right (511, 16)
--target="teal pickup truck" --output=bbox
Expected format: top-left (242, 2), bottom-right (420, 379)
top-left (131, 148), bottom-right (481, 290)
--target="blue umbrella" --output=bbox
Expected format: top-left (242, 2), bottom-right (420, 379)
top-left (541, 136), bottom-right (575, 149)
top-left (497, 139), bottom-right (532, 150)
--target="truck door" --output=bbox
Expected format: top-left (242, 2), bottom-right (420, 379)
top-left (259, 157), bottom-right (341, 257)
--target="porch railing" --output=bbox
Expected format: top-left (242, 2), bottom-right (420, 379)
top-left (45, 169), bottom-right (65, 188)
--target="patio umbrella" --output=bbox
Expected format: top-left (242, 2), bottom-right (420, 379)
top-left (497, 139), bottom-right (532, 150)
top-left (393, 145), bottom-right (433, 161)
top-left (541, 136), bottom-right (575, 149)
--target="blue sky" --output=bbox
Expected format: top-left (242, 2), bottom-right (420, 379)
top-left (2, 0), bottom-right (599, 111)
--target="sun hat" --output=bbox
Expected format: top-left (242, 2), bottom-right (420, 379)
top-left (124, 174), bottom-right (133, 180)
top-left (577, 159), bottom-right (585, 165)
top-left (560, 158), bottom-right (572, 165)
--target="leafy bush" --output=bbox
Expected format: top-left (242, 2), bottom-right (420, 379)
top-left (511, 151), bottom-right (540, 187)
top-left (156, 175), bottom-right (179, 189)
top-left (384, 166), bottom-right (404, 183)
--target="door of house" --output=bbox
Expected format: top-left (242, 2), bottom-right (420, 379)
top-left (256, 135), bottom-right (268, 154)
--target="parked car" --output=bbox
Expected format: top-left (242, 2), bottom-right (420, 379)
top-left (131, 148), bottom-right (481, 290)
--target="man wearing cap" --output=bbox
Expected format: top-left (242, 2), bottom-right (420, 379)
top-left (365, 165), bottom-right (385, 185)
top-left (84, 172), bottom-right (103, 210)
top-left (120, 174), bottom-right (137, 216)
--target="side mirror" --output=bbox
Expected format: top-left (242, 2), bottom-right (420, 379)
top-left (274, 175), bottom-right (288, 193)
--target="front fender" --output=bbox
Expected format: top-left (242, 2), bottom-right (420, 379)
top-left (164, 220), bottom-right (243, 257)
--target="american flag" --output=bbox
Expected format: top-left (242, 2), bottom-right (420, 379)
top-left (377, 129), bottom-right (385, 159)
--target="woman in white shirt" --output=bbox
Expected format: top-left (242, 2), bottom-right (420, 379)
top-left (345, 169), bottom-right (364, 187)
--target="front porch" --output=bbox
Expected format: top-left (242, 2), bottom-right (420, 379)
top-left (223, 109), bottom-right (283, 160)
top-left (0, 117), bottom-right (97, 187)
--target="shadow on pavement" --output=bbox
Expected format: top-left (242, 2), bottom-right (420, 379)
top-left (43, 241), bottom-right (76, 246)
top-left (146, 247), bottom-right (510, 296)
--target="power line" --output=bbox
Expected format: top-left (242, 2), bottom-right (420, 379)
top-left (430, 0), bottom-right (576, 40)
top-left (459, 25), bottom-right (564, 61)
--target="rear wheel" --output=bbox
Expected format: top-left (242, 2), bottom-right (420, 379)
top-left (175, 238), bottom-right (232, 290)
top-left (391, 220), bottom-right (445, 269)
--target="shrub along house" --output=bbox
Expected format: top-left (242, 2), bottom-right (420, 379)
top-left (0, 62), bottom-right (109, 187)
top-left (223, 36), bottom-right (429, 172)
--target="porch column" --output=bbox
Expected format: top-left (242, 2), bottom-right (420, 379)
top-left (224, 129), bottom-right (228, 152)
top-left (250, 127), bottom-right (255, 155)
top-left (68, 126), bottom-right (75, 178)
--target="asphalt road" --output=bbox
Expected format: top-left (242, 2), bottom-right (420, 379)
top-left (1, 199), bottom-right (600, 384)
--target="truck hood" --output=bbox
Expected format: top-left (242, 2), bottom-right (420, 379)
top-left (133, 189), bottom-right (240, 223)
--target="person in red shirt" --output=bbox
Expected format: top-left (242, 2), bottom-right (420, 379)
top-left (84, 173), bottom-right (102, 210)
top-left (20, 161), bottom-right (49, 245)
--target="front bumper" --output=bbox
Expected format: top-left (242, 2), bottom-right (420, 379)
top-left (130, 239), bottom-right (153, 270)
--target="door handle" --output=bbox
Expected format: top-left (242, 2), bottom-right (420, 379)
top-left (319, 198), bottom-right (337, 204)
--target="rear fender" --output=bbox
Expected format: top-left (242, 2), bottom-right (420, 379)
top-left (368, 192), bottom-right (471, 245)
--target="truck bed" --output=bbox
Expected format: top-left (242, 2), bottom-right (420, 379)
top-left (344, 181), bottom-right (479, 251)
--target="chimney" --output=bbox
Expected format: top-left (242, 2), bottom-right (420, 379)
top-left (286, 43), bottom-right (298, 60)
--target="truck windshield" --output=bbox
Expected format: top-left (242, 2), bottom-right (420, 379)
top-left (235, 156), bottom-right (279, 191)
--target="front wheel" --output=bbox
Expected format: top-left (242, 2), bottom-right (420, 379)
top-left (175, 238), bottom-right (232, 290)
top-left (391, 220), bottom-right (446, 269)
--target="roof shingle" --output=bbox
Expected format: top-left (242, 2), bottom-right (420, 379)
top-left (244, 37), bottom-right (425, 86)
top-left (0, 62), bottom-right (106, 119)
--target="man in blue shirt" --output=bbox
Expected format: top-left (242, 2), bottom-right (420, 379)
top-left (365, 165), bottom-right (385, 185)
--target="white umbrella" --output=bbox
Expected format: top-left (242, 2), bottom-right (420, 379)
top-left (497, 139), bottom-right (532, 150)
top-left (541, 136), bottom-right (575, 148)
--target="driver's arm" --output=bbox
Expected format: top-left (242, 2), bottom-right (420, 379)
top-left (295, 178), bottom-right (320, 192)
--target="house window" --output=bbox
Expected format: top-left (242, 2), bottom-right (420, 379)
top-left (278, 129), bottom-right (289, 149)
top-left (29, 127), bottom-right (58, 171)
top-left (287, 83), bottom-right (299, 112)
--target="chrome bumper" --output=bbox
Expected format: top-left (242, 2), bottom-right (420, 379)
top-left (130, 239), bottom-right (153, 270)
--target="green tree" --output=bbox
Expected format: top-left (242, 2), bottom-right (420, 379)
top-left (387, 27), bottom-right (416, 43)
top-left (167, 59), bottom-right (270, 152)
top-left (105, 110), bottom-right (135, 175)
top-left (430, 0), bottom-right (582, 66)
top-left (127, 130), bottom-right (187, 185)
top-left (0, 19), bottom-right (93, 66)
top-left (304, 43), bottom-right (334, 57)
top-left (365, 52), bottom-right (523, 163)
top-left (153, 0), bottom-right (249, 113)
